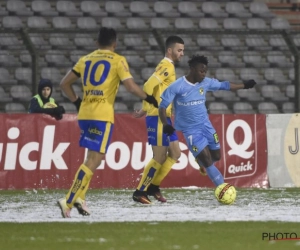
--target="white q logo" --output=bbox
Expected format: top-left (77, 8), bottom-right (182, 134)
top-left (226, 120), bottom-right (254, 159)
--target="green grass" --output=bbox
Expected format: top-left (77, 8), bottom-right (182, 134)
top-left (1, 222), bottom-right (300, 250)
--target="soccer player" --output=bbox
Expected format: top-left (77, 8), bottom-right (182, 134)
top-left (132, 36), bottom-right (184, 204)
top-left (159, 55), bottom-right (256, 188)
top-left (57, 27), bottom-right (158, 218)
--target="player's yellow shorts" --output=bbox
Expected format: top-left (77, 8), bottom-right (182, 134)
top-left (78, 120), bottom-right (114, 153)
top-left (146, 116), bottom-right (178, 146)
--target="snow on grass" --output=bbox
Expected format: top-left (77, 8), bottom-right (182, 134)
top-left (0, 188), bottom-right (299, 222)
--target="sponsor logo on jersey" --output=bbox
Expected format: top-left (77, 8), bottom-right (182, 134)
top-left (177, 100), bottom-right (205, 106)
top-left (155, 66), bottom-right (162, 72)
top-left (85, 90), bottom-right (103, 96)
top-left (159, 68), bottom-right (167, 76)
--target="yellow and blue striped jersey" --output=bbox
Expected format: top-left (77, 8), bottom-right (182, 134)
top-left (72, 49), bottom-right (132, 123)
top-left (142, 57), bottom-right (176, 117)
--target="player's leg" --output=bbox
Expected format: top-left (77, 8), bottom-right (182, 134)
top-left (151, 144), bottom-right (179, 186)
top-left (196, 149), bottom-right (220, 176)
top-left (58, 121), bottom-right (113, 217)
top-left (195, 147), bottom-right (224, 186)
top-left (210, 149), bottom-right (221, 162)
top-left (73, 149), bottom-right (108, 216)
top-left (133, 145), bottom-right (167, 204)
top-left (201, 123), bottom-right (224, 186)
top-left (133, 116), bottom-right (168, 204)
top-left (136, 145), bottom-right (167, 191)
top-left (57, 150), bottom-right (101, 218)
top-left (196, 158), bottom-right (207, 176)
top-left (183, 128), bottom-right (224, 186)
top-left (148, 138), bottom-right (181, 202)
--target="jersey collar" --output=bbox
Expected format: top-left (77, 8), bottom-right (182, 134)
top-left (183, 76), bottom-right (199, 86)
top-left (164, 57), bottom-right (174, 64)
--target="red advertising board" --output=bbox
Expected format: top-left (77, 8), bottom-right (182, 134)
top-left (0, 113), bottom-right (268, 189)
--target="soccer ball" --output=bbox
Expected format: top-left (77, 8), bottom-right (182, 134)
top-left (215, 183), bottom-right (236, 205)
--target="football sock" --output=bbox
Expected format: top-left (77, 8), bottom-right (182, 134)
top-left (151, 157), bottom-right (176, 186)
top-left (136, 159), bottom-right (162, 191)
top-left (78, 178), bottom-right (91, 201)
top-left (206, 164), bottom-right (224, 186)
top-left (65, 164), bottom-right (93, 208)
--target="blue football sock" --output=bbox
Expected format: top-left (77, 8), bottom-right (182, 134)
top-left (206, 164), bottom-right (224, 186)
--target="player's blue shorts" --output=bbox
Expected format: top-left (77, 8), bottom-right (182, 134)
top-left (78, 120), bottom-right (114, 154)
top-left (182, 122), bottom-right (220, 158)
top-left (146, 116), bottom-right (178, 146)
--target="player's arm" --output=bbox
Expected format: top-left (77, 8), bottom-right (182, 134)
top-left (122, 78), bottom-right (158, 108)
top-left (158, 106), bottom-right (168, 125)
top-left (118, 58), bottom-right (158, 107)
top-left (159, 103), bottom-right (175, 136)
top-left (60, 70), bottom-right (82, 111)
top-left (142, 75), bottom-right (161, 111)
top-left (230, 80), bottom-right (257, 90)
top-left (209, 78), bottom-right (257, 91)
top-left (143, 75), bottom-right (160, 95)
top-left (159, 85), bottom-right (176, 135)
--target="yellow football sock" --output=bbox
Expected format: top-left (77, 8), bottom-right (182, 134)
top-left (152, 157), bottom-right (176, 186)
top-left (65, 164), bottom-right (93, 208)
top-left (136, 159), bottom-right (162, 191)
top-left (78, 179), bottom-right (91, 200)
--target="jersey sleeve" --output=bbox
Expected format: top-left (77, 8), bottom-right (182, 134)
top-left (208, 78), bottom-right (230, 91)
top-left (152, 62), bottom-right (173, 84)
top-left (117, 57), bottom-right (133, 81)
top-left (142, 75), bottom-right (160, 111)
top-left (143, 75), bottom-right (160, 95)
top-left (72, 57), bottom-right (84, 77)
top-left (160, 82), bottom-right (178, 109)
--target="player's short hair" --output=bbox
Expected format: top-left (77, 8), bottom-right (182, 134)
top-left (188, 55), bottom-right (209, 67)
top-left (165, 35), bottom-right (184, 50)
top-left (97, 27), bottom-right (117, 47)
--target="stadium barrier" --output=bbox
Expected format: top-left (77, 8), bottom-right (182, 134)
top-left (0, 113), bottom-right (268, 189)
top-left (266, 113), bottom-right (300, 187)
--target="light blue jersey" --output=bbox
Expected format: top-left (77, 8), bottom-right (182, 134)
top-left (160, 76), bottom-right (227, 186)
top-left (160, 76), bottom-right (230, 131)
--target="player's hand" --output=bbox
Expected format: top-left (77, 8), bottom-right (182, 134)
top-left (243, 79), bottom-right (257, 89)
top-left (163, 124), bottom-right (175, 136)
top-left (73, 97), bottom-right (82, 112)
top-left (144, 94), bottom-right (158, 108)
top-left (132, 109), bottom-right (146, 118)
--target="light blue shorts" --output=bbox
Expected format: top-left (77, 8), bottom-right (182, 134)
top-left (182, 123), bottom-right (220, 158)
